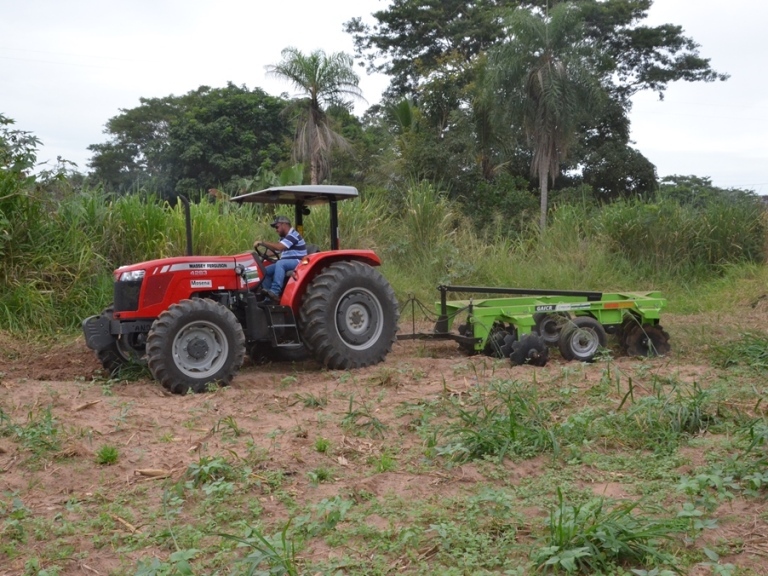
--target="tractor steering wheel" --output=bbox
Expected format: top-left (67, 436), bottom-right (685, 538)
top-left (254, 243), bottom-right (280, 264)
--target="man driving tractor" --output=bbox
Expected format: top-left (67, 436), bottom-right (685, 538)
top-left (254, 215), bottom-right (307, 301)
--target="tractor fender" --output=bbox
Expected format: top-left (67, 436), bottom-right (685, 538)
top-left (280, 250), bottom-right (382, 312)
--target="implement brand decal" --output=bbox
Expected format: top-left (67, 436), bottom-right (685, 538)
top-left (535, 303), bottom-right (591, 312)
top-left (190, 280), bottom-right (213, 288)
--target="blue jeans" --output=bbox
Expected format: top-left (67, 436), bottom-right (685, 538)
top-left (261, 258), bottom-right (300, 297)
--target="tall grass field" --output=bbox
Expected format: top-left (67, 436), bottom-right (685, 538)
top-left (0, 178), bottom-right (765, 333)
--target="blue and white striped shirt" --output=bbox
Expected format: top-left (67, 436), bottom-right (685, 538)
top-left (280, 228), bottom-right (307, 259)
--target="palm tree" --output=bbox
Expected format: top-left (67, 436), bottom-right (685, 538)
top-left (486, 3), bottom-right (603, 233)
top-left (267, 48), bottom-right (364, 185)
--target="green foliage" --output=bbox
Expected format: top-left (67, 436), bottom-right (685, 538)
top-left (533, 489), bottom-right (685, 573)
top-left (439, 380), bottom-right (558, 462)
top-left (595, 192), bottom-right (765, 276)
top-left (219, 520), bottom-right (299, 576)
top-left (293, 496), bottom-right (353, 538)
top-left (0, 122), bottom-right (765, 338)
top-left (710, 332), bottom-right (768, 371)
top-left (88, 83), bottom-right (291, 197)
top-left (466, 173), bottom-right (539, 238)
top-left (95, 445), bottom-right (119, 466)
top-left (186, 456), bottom-right (236, 487)
top-left (307, 466), bottom-right (334, 485)
top-left (488, 2), bottom-right (607, 230)
top-left (313, 437), bottom-right (330, 453)
top-left (347, 0), bottom-right (726, 204)
top-left (604, 382), bottom-right (715, 453)
top-left (266, 47), bottom-right (362, 185)
top-left (135, 549), bottom-right (198, 576)
top-left (1, 407), bottom-right (60, 457)
top-left (342, 396), bottom-right (388, 439)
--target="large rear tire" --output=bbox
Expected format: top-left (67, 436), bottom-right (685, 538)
top-left (146, 299), bottom-right (245, 394)
top-left (299, 261), bottom-right (398, 369)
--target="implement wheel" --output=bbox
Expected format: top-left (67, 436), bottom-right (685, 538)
top-left (534, 312), bottom-right (571, 346)
top-left (299, 261), bottom-right (399, 369)
top-left (559, 317), bottom-right (606, 362)
top-left (146, 299), bottom-right (245, 394)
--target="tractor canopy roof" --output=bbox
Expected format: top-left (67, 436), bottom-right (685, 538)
top-left (230, 185), bottom-right (358, 206)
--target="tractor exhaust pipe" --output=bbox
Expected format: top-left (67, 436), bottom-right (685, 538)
top-left (178, 195), bottom-right (193, 256)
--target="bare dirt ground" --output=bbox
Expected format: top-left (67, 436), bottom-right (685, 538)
top-left (1, 311), bottom-right (767, 574)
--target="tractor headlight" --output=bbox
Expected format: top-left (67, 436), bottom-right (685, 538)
top-left (119, 269), bottom-right (146, 282)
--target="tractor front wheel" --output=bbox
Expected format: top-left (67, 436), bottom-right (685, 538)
top-left (146, 299), bottom-right (245, 394)
top-left (93, 306), bottom-right (146, 374)
top-left (299, 261), bottom-right (398, 369)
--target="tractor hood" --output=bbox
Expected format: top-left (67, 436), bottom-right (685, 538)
top-left (113, 255), bottom-right (239, 281)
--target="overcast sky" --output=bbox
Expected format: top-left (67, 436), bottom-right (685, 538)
top-left (2, 0), bottom-right (765, 192)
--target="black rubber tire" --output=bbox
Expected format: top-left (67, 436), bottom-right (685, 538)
top-left (509, 334), bottom-right (549, 366)
top-left (299, 261), bottom-right (399, 369)
top-left (146, 299), bottom-right (245, 394)
top-left (533, 312), bottom-right (571, 346)
top-left (558, 316), bottom-right (607, 362)
top-left (94, 306), bottom-right (147, 374)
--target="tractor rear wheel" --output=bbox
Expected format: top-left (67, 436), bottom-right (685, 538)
top-left (299, 261), bottom-right (398, 369)
top-left (558, 317), bottom-right (606, 362)
top-left (146, 299), bottom-right (245, 394)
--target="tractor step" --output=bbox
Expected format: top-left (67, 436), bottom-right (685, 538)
top-left (264, 304), bottom-right (302, 347)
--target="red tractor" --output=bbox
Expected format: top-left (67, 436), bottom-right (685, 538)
top-left (82, 185), bottom-right (399, 394)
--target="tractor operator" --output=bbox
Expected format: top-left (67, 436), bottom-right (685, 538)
top-left (254, 215), bottom-right (307, 302)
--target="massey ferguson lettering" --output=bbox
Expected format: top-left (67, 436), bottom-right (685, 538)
top-left (168, 262), bottom-right (235, 272)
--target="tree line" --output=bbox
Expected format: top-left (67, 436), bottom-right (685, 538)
top-left (84, 0), bottom-right (729, 232)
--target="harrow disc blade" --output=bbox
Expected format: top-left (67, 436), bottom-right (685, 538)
top-left (624, 324), bottom-right (671, 357)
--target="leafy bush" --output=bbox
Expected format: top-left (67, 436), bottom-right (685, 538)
top-left (438, 380), bottom-right (558, 462)
top-left (595, 194), bottom-right (765, 277)
top-left (533, 489), bottom-right (685, 573)
top-left (711, 332), bottom-right (768, 371)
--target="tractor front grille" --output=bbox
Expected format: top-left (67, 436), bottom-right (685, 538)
top-left (114, 280), bottom-right (142, 312)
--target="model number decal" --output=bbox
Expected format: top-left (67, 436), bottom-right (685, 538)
top-left (190, 280), bottom-right (212, 288)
